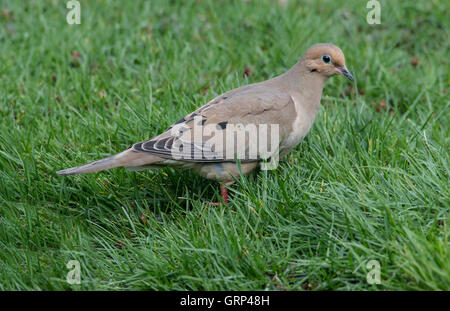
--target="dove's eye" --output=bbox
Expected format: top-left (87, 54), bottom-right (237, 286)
top-left (322, 54), bottom-right (332, 64)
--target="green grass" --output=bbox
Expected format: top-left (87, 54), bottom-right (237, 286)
top-left (0, 0), bottom-right (448, 290)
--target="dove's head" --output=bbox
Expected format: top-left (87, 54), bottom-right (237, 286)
top-left (302, 43), bottom-right (354, 81)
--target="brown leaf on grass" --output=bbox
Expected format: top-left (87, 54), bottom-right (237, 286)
top-left (139, 215), bottom-right (148, 225)
top-left (342, 84), bottom-right (364, 97)
top-left (1, 9), bottom-right (13, 20)
top-left (343, 85), bottom-right (354, 96)
top-left (71, 50), bottom-right (81, 60)
top-left (243, 66), bottom-right (253, 78)
top-left (375, 99), bottom-right (387, 113)
top-left (201, 84), bottom-right (210, 95)
top-left (70, 51), bottom-right (81, 67)
top-left (411, 57), bottom-right (419, 67)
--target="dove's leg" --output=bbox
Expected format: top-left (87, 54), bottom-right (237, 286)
top-left (210, 185), bottom-right (229, 206)
top-left (220, 185), bottom-right (229, 203)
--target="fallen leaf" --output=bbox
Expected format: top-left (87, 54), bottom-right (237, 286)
top-left (375, 99), bottom-right (387, 112)
top-left (243, 66), bottom-right (253, 78)
top-left (72, 50), bottom-right (81, 60)
top-left (70, 51), bottom-right (81, 67)
top-left (1, 9), bottom-right (13, 20)
top-left (343, 85), bottom-right (354, 96)
top-left (139, 215), bottom-right (148, 225)
top-left (201, 84), bottom-right (210, 95)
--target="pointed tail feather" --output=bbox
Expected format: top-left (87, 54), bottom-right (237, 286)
top-left (56, 149), bottom-right (163, 176)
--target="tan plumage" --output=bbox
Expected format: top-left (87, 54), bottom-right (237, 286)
top-left (57, 43), bottom-right (353, 188)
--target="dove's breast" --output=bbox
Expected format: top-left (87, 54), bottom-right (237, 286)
top-left (280, 93), bottom-right (320, 157)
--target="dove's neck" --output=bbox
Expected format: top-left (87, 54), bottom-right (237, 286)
top-left (272, 61), bottom-right (326, 113)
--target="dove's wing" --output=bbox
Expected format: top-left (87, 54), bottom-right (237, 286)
top-left (132, 86), bottom-right (297, 162)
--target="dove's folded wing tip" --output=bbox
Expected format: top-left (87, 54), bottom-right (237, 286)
top-left (56, 168), bottom-right (77, 176)
top-left (56, 170), bottom-right (65, 176)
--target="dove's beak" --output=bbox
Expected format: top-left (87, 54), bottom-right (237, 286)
top-left (338, 67), bottom-right (354, 81)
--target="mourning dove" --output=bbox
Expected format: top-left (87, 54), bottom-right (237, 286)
top-left (57, 43), bottom-right (353, 202)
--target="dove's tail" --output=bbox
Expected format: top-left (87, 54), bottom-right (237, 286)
top-left (56, 149), bottom-right (163, 176)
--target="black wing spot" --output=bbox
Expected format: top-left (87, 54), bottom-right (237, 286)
top-left (164, 137), bottom-right (174, 149)
top-left (198, 119), bottom-right (207, 126)
top-left (217, 121), bottom-right (227, 130)
top-left (132, 142), bottom-right (143, 151)
top-left (174, 117), bottom-right (185, 125)
top-left (154, 139), bottom-right (166, 150)
top-left (141, 140), bottom-right (155, 151)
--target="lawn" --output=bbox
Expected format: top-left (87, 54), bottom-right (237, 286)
top-left (0, 0), bottom-right (448, 290)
